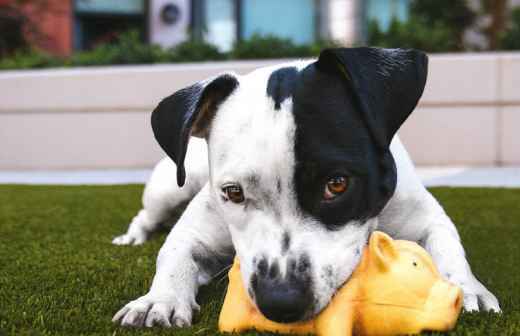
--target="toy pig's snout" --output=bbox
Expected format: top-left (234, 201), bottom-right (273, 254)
top-left (423, 280), bottom-right (463, 331)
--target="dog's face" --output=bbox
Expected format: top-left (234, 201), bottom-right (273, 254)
top-left (152, 48), bottom-right (428, 323)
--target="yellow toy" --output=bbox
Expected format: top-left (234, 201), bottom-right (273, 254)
top-left (219, 231), bottom-right (463, 336)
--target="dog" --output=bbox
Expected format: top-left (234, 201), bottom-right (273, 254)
top-left (111, 47), bottom-right (500, 328)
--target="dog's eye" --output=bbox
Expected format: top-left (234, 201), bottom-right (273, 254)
top-left (222, 184), bottom-right (245, 203)
top-left (324, 176), bottom-right (348, 200)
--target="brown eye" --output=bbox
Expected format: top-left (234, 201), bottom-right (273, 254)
top-left (222, 184), bottom-right (245, 203)
top-left (324, 176), bottom-right (348, 200)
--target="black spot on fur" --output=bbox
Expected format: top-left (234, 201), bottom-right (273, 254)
top-left (266, 67), bottom-right (299, 110)
top-left (251, 273), bottom-right (258, 290)
top-left (246, 174), bottom-right (260, 189)
top-left (276, 179), bottom-right (282, 193)
top-left (298, 254), bottom-right (311, 273)
top-left (205, 200), bottom-right (215, 211)
top-left (322, 265), bottom-right (335, 290)
top-left (218, 151), bottom-right (227, 163)
top-left (281, 232), bottom-right (291, 254)
top-left (288, 258), bottom-right (297, 272)
top-left (269, 261), bottom-right (280, 279)
top-left (355, 247), bottom-right (361, 256)
top-left (257, 258), bottom-right (268, 277)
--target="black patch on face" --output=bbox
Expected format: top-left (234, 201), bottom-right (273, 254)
top-left (266, 67), bottom-right (299, 110)
top-left (290, 64), bottom-right (397, 228)
top-left (281, 232), bottom-right (291, 254)
top-left (287, 48), bottom-right (427, 229)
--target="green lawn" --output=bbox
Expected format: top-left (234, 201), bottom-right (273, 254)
top-left (0, 185), bottom-right (519, 335)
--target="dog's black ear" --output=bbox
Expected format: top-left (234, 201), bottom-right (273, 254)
top-left (316, 47), bottom-right (428, 149)
top-left (151, 73), bottom-right (239, 187)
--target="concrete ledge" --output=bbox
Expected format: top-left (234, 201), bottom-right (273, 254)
top-left (421, 53), bottom-right (499, 105)
top-left (1, 52), bottom-right (519, 169)
top-left (400, 106), bottom-right (498, 165)
top-left (0, 111), bottom-right (163, 169)
top-left (2, 167), bottom-right (519, 187)
top-left (501, 107), bottom-right (520, 165)
top-left (0, 60), bottom-right (286, 113)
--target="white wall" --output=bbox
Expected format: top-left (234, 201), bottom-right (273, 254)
top-left (0, 53), bottom-right (519, 170)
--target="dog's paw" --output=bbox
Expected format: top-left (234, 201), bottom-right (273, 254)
top-left (451, 276), bottom-right (501, 312)
top-left (112, 229), bottom-right (149, 246)
top-left (112, 293), bottom-right (199, 328)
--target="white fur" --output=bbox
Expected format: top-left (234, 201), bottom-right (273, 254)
top-left (113, 62), bottom-right (500, 328)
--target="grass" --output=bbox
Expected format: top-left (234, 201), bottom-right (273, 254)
top-left (0, 185), bottom-right (519, 335)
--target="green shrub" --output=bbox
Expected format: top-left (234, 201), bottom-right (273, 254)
top-left (367, 0), bottom-right (475, 52)
top-left (368, 18), bottom-right (457, 52)
top-left (0, 31), bottom-right (339, 70)
top-left (171, 40), bottom-right (226, 62)
top-left (231, 34), bottom-right (340, 59)
top-left (500, 7), bottom-right (520, 50)
top-left (69, 30), bottom-right (173, 66)
top-left (232, 34), bottom-right (307, 59)
top-left (0, 49), bottom-right (61, 70)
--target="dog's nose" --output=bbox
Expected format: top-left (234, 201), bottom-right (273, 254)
top-left (253, 273), bottom-right (312, 323)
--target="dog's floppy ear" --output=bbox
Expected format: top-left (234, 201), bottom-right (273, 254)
top-left (151, 73), bottom-right (239, 187)
top-left (316, 47), bottom-right (428, 149)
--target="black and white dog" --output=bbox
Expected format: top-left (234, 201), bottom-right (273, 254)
top-left (112, 48), bottom-right (500, 328)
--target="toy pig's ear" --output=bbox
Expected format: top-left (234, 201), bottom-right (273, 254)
top-left (316, 47), bottom-right (428, 149)
top-left (370, 231), bottom-right (398, 271)
top-left (151, 73), bottom-right (239, 187)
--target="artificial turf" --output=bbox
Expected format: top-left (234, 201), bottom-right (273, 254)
top-left (0, 185), bottom-right (518, 335)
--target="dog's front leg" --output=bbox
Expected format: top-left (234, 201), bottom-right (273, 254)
top-left (112, 184), bottom-right (233, 328)
top-left (421, 212), bottom-right (501, 312)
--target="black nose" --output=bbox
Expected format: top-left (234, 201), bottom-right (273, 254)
top-left (253, 274), bottom-right (313, 323)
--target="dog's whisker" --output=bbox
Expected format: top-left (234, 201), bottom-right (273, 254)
top-left (211, 264), bottom-right (232, 282)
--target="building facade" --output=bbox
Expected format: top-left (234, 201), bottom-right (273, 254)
top-left (4, 0), bottom-right (517, 57)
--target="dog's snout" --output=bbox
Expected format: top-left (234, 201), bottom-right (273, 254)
top-left (251, 258), bottom-right (313, 323)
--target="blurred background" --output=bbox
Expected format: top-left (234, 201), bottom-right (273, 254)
top-left (2, 0), bottom-right (520, 64)
top-left (0, 0), bottom-right (519, 184)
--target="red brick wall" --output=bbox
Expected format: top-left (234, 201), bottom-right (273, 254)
top-left (1, 0), bottom-right (72, 56)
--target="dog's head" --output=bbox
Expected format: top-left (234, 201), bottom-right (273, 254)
top-left (152, 47), bottom-right (428, 323)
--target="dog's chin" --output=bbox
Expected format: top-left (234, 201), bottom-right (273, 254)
top-left (309, 292), bottom-right (334, 319)
top-left (309, 252), bottom-right (365, 319)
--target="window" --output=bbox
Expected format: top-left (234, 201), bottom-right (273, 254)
top-left (241, 0), bottom-right (315, 44)
top-left (366, 0), bottom-right (410, 31)
top-left (73, 0), bottom-right (147, 50)
top-left (201, 0), bottom-right (316, 51)
top-left (204, 0), bottom-right (236, 52)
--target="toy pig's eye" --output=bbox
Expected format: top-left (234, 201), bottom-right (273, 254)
top-left (412, 261), bottom-right (418, 267)
top-left (324, 176), bottom-right (348, 200)
top-left (222, 184), bottom-right (245, 203)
